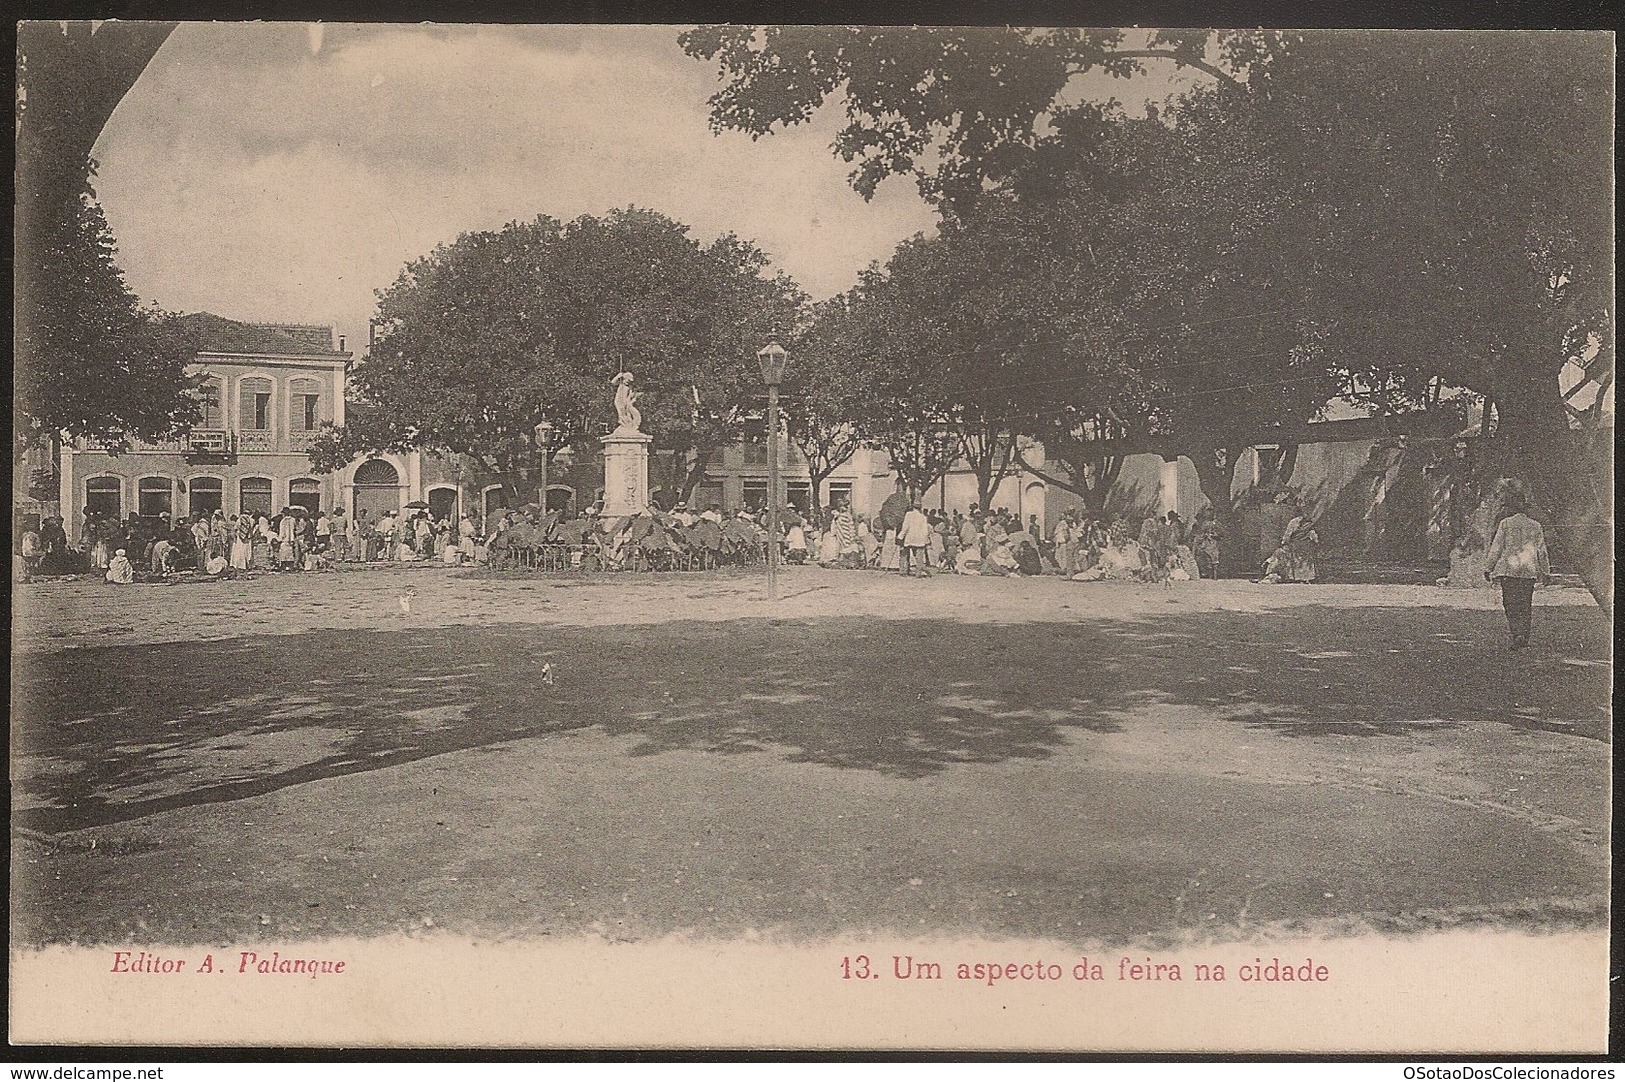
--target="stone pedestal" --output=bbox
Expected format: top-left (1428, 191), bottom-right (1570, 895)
top-left (600, 428), bottom-right (654, 519)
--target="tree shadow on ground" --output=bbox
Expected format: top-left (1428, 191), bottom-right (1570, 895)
top-left (11, 603), bottom-right (1610, 834)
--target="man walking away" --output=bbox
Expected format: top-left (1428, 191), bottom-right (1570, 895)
top-left (1483, 486), bottom-right (1550, 650)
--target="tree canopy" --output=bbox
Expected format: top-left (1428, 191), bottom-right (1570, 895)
top-left (687, 27), bottom-right (1613, 603)
top-left (311, 208), bottom-right (804, 503)
top-left (16, 21), bottom-right (194, 450)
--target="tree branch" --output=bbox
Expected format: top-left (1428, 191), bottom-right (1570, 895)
top-left (1100, 49), bottom-right (1247, 90)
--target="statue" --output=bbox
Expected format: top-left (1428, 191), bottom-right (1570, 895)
top-left (610, 371), bottom-right (642, 434)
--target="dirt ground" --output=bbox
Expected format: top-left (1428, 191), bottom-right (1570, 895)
top-left (9, 565), bottom-right (1611, 949)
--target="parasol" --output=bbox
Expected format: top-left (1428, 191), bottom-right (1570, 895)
top-left (404, 500), bottom-right (430, 510)
top-left (879, 492), bottom-right (910, 531)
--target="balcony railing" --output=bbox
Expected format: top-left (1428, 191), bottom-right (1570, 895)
top-left (236, 429), bottom-right (278, 452)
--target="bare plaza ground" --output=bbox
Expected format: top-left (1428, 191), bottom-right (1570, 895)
top-left (9, 566), bottom-right (1611, 949)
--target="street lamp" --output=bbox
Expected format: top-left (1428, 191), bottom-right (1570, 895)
top-left (756, 336), bottom-right (788, 601)
top-left (534, 419), bottom-right (554, 512)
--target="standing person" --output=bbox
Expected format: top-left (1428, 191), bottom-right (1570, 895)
top-left (209, 510), bottom-right (230, 565)
top-left (190, 514), bottom-right (211, 565)
top-left (1052, 511), bottom-right (1076, 578)
top-left (832, 498), bottom-right (861, 568)
top-left (899, 498), bottom-right (932, 577)
top-left (315, 508), bottom-right (332, 556)
top-left (1483, 487), bottom-right (1550, 650)
top-left (355, 509), bottom-right (374, 562)
top-left (18, 522), bottom-right (42, 581)
top-left (231, 513), bottom-right (253, 570)
top-left (1192, 507), bottom-right (1223, 580)
top-left (1165, 510), bottom-right (1188, 546)
top-left (86, 512), bottom-right (109, 570)
top-left (878, 516), bottom-right (901, 572)
top-left (458, 512), bottom-right (477, 563)
top-left (40, 515), bottom-right (68, 573)
top-left (329, 506), bottom-right (350, 563)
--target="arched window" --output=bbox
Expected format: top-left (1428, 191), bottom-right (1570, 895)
top-left (288, 377), bottom-right (324, 432)
top-left (86, 476), bottom-right (122, 519)
top-left (137, 476), bottom-right (173, 518)
top-left (352, 459), bottom-right (400, 485)
top-left (288, 478), bottom-right (323, 514)
top-left (239, 377), bottom-right (273, 431)
top-left (189, 476), bottom-right (224, 517)
top-left (240, 477), bottom-right (274, 516)
top-left (197, 375), bottom-right (225, 429)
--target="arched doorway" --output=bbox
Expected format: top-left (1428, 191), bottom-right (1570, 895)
top-left (352, 459), bottom-right (402, 521)
top-left (427, 486), bottom-right (458, 523)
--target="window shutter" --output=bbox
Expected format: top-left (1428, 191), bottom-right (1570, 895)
top-left (239, 381), bottom-right (257, 431)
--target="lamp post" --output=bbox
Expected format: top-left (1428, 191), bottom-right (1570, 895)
top-left (534, 420), bottom-right (554, 511)
top-left (756, 335), bottom-right (788, 601)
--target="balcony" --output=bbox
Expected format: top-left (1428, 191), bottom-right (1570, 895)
top-left (236, 429), bottom-right (278, 452)
top-left (183, 430), bottom-right (236, 463)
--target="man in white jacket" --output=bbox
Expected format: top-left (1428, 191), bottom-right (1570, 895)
top-left (1483, 486), bottom-right (1551, 650)
top-left (899, 498), bottom-right (932, 578)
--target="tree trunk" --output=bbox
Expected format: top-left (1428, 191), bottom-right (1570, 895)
top-left (1188, 444), bottom-right (1248, 577)
top-left (677, 450), bottom-right (709, 505)
top-left (1491, 372), bottom-right (1612, 612)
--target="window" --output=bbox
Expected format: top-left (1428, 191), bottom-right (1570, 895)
top-left (742, 481), bottom-right (768, 511)
top-left (693, 480), bottom-right (724, 511)
top-left (239, 377), bottom-right (273, 431)
top-left (353, 459), bottom-right (400, 485)
top-left (289, 478), bottom-right (323, 514)
top-left (189, 476), bottom-right (224, 517)
top-left (137, 476), bottom-right (173, 518)
top-left (786, 482), bottom-right (812, 513)
top-left (240, 477), bottom-right (274, 516)
top-left (827, 482), bottom-right (854, 509)
top-left (86, 477), bottom-right (122, 519)
top-left (482, 486), bottom-right (509, 520)
top-left (198, 376), bottom-right (224, 428)
top-left (289, 377), bottom-right (323, 432)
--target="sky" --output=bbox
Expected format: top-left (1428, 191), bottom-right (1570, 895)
top-left (91, 23), bottom-right (1189, 357)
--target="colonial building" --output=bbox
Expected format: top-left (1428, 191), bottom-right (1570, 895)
top-left (59, 315), bottom-right (357, 538)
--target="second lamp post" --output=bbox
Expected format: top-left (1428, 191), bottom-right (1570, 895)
top-left (756, 335), bottom-right (788, 601)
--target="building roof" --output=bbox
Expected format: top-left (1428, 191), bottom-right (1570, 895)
top-left (173, 312), bottom-right (349, 357)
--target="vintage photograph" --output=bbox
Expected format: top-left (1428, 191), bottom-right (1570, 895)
top-left (9, 22), bottom-right (1614, 1052)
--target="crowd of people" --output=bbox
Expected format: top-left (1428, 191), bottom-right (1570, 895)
top-left (785, 499), bottom-right (1238, 583)
top-left (19, 487), bottom-right (1329, 589)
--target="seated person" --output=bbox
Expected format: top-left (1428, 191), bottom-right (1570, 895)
top-left (106, 548), bottom-right (135, 584)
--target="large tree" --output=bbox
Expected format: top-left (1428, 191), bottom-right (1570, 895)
top-left (312, 208), bottom-right (803, 504)
top-left (686, 27), bottom-right (1613, 605)
top-left (783, 294), bottom-right (886, 516)
top-left (16, 21), bottom-right (193, 450)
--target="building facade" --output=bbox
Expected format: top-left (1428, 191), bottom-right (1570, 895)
top-left (60, 315), bottom-right (355, 540)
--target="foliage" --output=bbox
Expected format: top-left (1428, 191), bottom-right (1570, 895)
top-left (687, 27), bottom-right (1613, 605)
top-left (782, 295), bottom-right (885, 514)
top-left (16, 22), bottom-right (193, 451)
top-left (678, 25), bottom-right (1250, 212)
top-left (14, 167), bottom-right (202, 450)
top-left (318, 208), bottom-right (804, 502)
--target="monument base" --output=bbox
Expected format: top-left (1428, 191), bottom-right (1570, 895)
top-left (600, 428), bottom-right (654, 519)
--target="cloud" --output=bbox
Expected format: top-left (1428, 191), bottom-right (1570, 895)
top-left (92, 22), bottom-right (940, 350)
